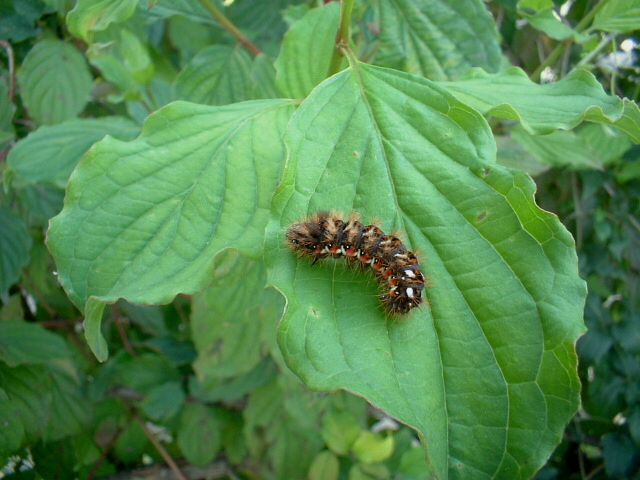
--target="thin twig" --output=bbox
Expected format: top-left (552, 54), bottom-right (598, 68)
top-left (531, 0), bottom-right (613, 82)
top-left (115, 315), bottom-right (136, 356)
top-left (87, 418), bottom-right (132, 480)
top-left (0, 39), bottom-right (15, 99)
top-left (134, 415), bottom-right (188, 480)
top-left (570, 171), bottom-right (583, 250)
top-left (197, 0), bottom-right (262, 56)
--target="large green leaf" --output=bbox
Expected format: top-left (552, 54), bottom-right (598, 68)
top-left (47, 99), bottom-right (294, 360)
top-left (274, 2), bottom-right (341, 99)
top-left (7, 117), bottom-right (139, 188)
top-left (373, 0), bottom-right (503, 80)
top-left (17, 40), bottom-right (93, 125)
top-left (442, 67), bottom-right (640, 142)
top-left (266, 63), bottom-right (586, 479)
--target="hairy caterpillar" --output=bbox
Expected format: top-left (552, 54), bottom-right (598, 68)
top-left (286, 212), bottom-right (425, 314)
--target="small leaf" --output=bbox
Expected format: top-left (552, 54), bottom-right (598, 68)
top-left (140, 381), bottom-right (185, 421)
top-left (443, 67), bottom-right (640, 142)
top-left (178, 402), bottom-right (221, 466)
top-left (0, 207), bottom-right (32, 295)
top-left (7, 117), bottom-right (139, 188)
top-left (173, 45), bottom-right (254, 105)
top-left (119, 28), bottom-right (154, 84)
top-left (114, 420), bottom-right (147, 463)
top-left (309, 450), bottom-right (340, 480)
top-left (526, 10), bottom-right (584, 40)
top-left (592, 0), bottom-right (640, 33)
top-left (86, 26), bottom-right (156, 101)
top-left (67, 0), bottom-right (138, 42)
top-left (18, 40), bottom-right (93, 125)
top-left (374, 0), bottom-right (503, 80)
top-left (0, 320), bottom-right (71, 367)
top-left (274, 2), bottom-right (341, 98)
top-left (352, 432), bottom-right (394, 464)
top-left (321, 409), bottom-right (362, 455)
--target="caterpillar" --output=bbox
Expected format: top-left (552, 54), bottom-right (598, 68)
top-left (285, 212), bottom-right (425, 315)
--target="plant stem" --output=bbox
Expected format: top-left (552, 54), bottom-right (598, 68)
top-left (530, 0), bottom-right (612, 82)
top-left (0, 40), bottom-right (15, 99)
top-left (197, 0), bottom-right (262, 56)
top-left (532, 39), bottom-right (571, 82)
top-left (573, 33), bottom-right (615, 70)
top-left (327, 0), bottom-right (355, 77)
top-left (135, 415), bottom-right (188, 480)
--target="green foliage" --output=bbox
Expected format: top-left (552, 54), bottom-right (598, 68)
top-left (17, 40), bottom-right (93, 125)
top-left (535, 169), bottom-right (640, 480)
top-left (0, 0), bottom-right (638, 479)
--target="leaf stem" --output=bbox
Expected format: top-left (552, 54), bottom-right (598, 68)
top-left (197, 0), bottom-right (262, 56)
top-left (530, 0), bottom-right (612, 82)
top-left (327, 0), bottom-right (355, 77)
top-left (531, 39), bottom-right (571, 82)
top-left (135, 414), bottom-right (188, 480)
top-left (0, 40), bottom-right (15, 99)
